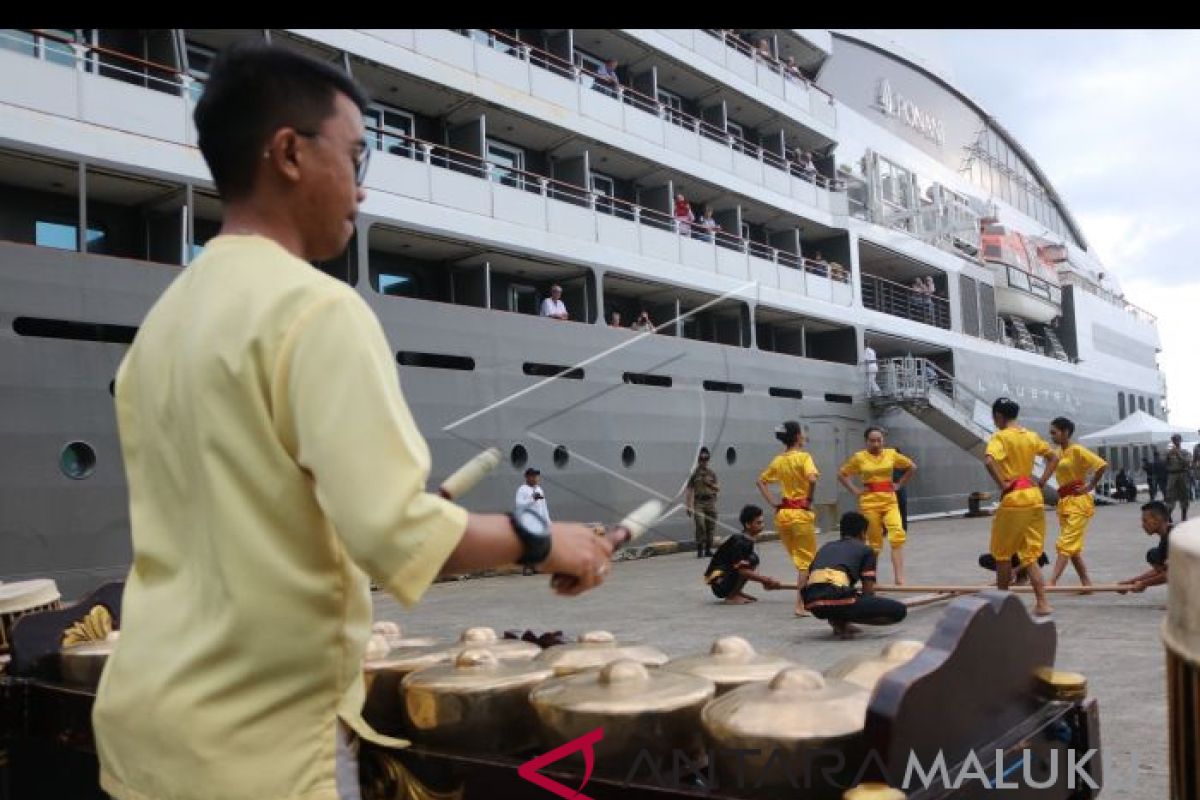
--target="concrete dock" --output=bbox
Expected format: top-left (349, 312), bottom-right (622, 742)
top-left (376, 500), bottom-right (1169, 798)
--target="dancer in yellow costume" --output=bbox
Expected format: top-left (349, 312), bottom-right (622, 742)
top-left (837, 427), bottom-right (917, 584)
top-left (1047, 416), bottom-right (1107, 589)
top-left (756, 420), bottom-right (820, 617)
top-left (984, 398), bottom-right (1059, 616)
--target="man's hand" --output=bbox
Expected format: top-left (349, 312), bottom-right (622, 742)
top-left (541, 523), bottom-right (615, 596)
top-left (761, 576), bottom-right (782, 590)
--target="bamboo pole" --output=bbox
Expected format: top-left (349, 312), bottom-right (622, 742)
top-left (774, 583), bottom-right (1132, 594)
top-left (902, 592), bottom-right (958, 609)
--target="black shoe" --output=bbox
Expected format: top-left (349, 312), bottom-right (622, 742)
top-left (705, 549), bottom-right (714, 557)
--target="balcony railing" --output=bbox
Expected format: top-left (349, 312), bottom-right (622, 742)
top-left (367, 126), bottom-right (852, 304)
top-left (1058, 272), bottom-right (1157, 325)
top-left (860, 274), bottom-right (951, 329)
top-left (446, 29), bottom-right (845, 201)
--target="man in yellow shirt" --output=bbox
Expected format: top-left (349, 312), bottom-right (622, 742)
top-left (984, 398), bottom-right (1059, 616)
top-left (93, 44), bottom-right (613, 800)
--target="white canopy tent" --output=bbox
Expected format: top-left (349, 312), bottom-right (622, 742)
top-left (1078, 411), bottom-right (1194, 447)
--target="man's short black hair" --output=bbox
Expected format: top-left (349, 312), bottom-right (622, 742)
top-left (992, 397), bottom-right (1019, 421)
top-left (1142, 501), bottom-right (1170, 521)
top-left (1050, 416), bottom-right (1075, 437)
top-left (194, 42), bottom-right (370, 201)
top-left (739, 504), bottom-right (763, 528)
top-left (839, 511), bottom-right (868, 539)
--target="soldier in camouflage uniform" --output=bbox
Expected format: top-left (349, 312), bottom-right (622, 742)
top-left (1165, 434), bottom-right (1191, 521)
top-left (686, 447), bottom-right (720, 557)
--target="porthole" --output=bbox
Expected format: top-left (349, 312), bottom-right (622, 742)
top-left (553, 445), bottom-right (569, 469)
top-left (60, 441), bottom-right (97, 480)
top-left (510, 444), bottom-right (529, 469)
top-left (726, 447), bottom-right (737, 466)
top-left (621, 445), bottom-right (636, 467)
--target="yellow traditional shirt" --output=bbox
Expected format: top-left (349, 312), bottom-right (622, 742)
top-left (986, 426), bottom-right (1053, 508)
top-left (839, 448), bottom-right (913, 509)
top-left (759, 450), bottom-right (819, 501)
top-left (1054, 443), bottom-right (1107, 488)
top-left (94, 236), bottom-right (468, 800)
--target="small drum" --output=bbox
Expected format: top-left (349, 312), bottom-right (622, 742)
top-left (0, 579), bottom-right (63, 654)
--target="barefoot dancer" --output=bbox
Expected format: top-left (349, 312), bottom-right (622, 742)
top-left (703, 505), bottom-right (781, 604)
top-left (757, 421), bottom-right (820, 616)
top-left (837, 427), bottom-right (916, 584)
top-left (1047, 416), bottom-right (1107, 589)
top-left (802, 512), bottom-right (906, 639)
top-left (984, 398), bottom-right (1059, 616)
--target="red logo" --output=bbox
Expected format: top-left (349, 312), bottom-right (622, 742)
top-left (517, 727), bottom-right (604, 799)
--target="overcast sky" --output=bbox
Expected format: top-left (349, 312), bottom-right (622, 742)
top-left (861, 30), bottom-right (1200, 431)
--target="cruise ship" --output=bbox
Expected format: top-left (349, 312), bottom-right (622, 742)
top-left (0, 28), bottom-right (1167, 595)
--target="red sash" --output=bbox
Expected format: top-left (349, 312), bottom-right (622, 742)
top-left (1057, 481), bottom-right (1086, 497)
top-left (779, 497), bottom-right (812, 511)
top-left (864, 481), bottom-right (895, 493)
top-left (1003, 476), bottom-right (1036, 496)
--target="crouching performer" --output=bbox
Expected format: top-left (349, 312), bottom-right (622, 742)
top-left (801, 512), bottom-right (907, 639)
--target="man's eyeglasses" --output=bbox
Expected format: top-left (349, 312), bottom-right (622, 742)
top-left (294, 129), bottom-right (371, 187)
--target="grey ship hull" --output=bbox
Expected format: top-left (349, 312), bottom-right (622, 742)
top-left (0, 242), bottom-right (1135, 597)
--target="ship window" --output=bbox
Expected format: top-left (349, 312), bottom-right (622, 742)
top-left (623, 372), bottom-right (672, 388)
top-left (510, 444), bottom-right (528, 468)
top-left (524, 363), bottom-right (584, 380)
top-left (35, 220), bottom-right (106, 253)
top-left (725, 447), bottom-right (737, 466)
top-left (1048, 286), bottom-right (1062, 304)
top-left (553, 445), bottom-right (569, 468)
top-left (824, 393), bottom-right (853, 404)
top-left (60, 441), bottom-right (97, 480)
top-left (379, 272), bottom-right (420, 297)
top-left (14, 316), bottom-right (138, 344)
top-left (702, 380), bottom-right (744, 394)
top-left (1118, 393), bottom-right (1126, 418)
top-left (365, 102), bottom-right (415, 159)
top-left (396, 351), bottom-right (475, 371)
top-left (1007, 267), bottom-right (1031, 292)
top-left (769, 387), bottom-right (804, 400)
top-left (485, 139), bottom-right (525, 189)
top-left (621, 446), bottom-right (636, 467)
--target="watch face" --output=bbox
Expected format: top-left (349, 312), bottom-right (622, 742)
top-left (517, 505), bottom-right (550, 536)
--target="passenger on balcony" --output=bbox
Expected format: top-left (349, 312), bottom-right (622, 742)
top-left (673, 193), bottom-right (695, 235)
top-left (540, 284), bottom-right (569, 320)
top-left (630, 309), bottom-right (656, 333)
top-left (754, 37), bottom-right (774, 65)
top-left (910, 276), bottom-right (933, 322)
top-left (697, 205), bottom-right (721, 242)
top-left (608, 310), bottom-right (623, 328)
top-left (828, 260), bottom-right (848, 282)
top-left (783, 55), bottom-right (804, 82)
top-left (594, 57), bottom-right (620, 97)
top-left (808, 250), bottom-right (829, 277)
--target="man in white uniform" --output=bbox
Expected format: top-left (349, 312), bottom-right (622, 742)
top-left (516, 467), bottom-right (550, 522)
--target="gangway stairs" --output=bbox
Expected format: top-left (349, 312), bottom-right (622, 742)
top-left (1006, 317), bottom-right (1040, 354)
top-left (1043, 328), bottom-right (1070, 361)
top-left (869, 356), bottom-right (994, 458)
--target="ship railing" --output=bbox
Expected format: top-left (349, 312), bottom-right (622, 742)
top-left (456, 29), bottom-right (844, 194)
top-left (860, 273), bottom-right (951, 330)
top-left (363, 124), bottom-right (853, 295)
top-left (872, 356), bottom-right (987, 422)
top-left (696, 30), bottom-right (837, 119)
top-left (1058, 272), bottom-right (1158, 325)
top-left (9, 29), bottom-right (188, 96)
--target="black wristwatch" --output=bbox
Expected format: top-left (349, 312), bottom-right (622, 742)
top-left (509, 505), bottom-right (552, 566)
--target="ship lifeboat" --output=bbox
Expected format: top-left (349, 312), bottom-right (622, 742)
top-left (981, 221), bottom-right (1061, 324)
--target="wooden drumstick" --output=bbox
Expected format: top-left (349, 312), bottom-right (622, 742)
top-left (438, 448), bottom-right (501, 500)
top-left (550, 500), bottom-right (665, 591)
